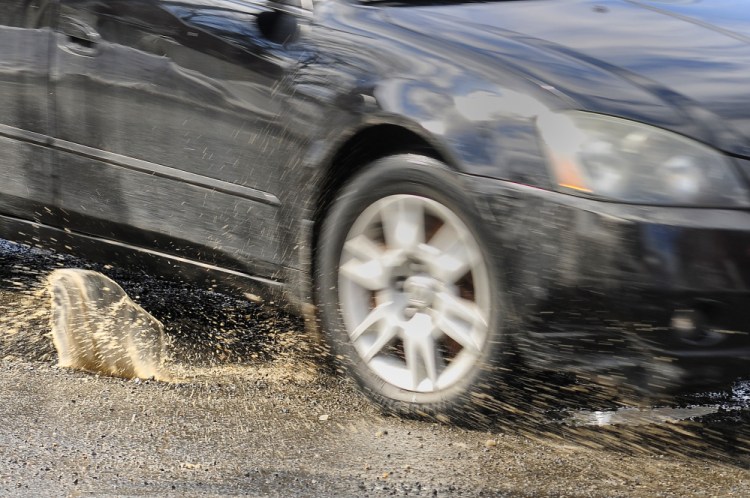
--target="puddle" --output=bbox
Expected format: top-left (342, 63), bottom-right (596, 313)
top-left (563, 405), bottom-right (722, 427)
top-left (48, 269), bottom-right (172, 381)
top-left (562, 381), bottom-right (750, 426)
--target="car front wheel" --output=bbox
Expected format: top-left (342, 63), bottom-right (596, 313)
top-left (316, 154), bottom-right (510, 420)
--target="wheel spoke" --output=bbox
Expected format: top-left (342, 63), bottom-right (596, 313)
top-left (434, 310), bottom-right (481, 354)
top-left (435, 292), bottom-right (488, 329)
top-left (344, 234), bottom-right (383, 262)
top-left (403, 313), bottom-right (439, 389)
top-left (340, 235), bottom-right (390, 290)
top-left (426, 221), bottom-right (458, 251)
top-left (362, 323), bottom-right (398, 363)
top-left (421, 224), bottom-right (481, 284)
top-left (350, 301), bottom-right (393, 341)
top-left (340, 260), bottom-right (387, 290)
top-left (381, 197), bottom-right (425, 252)
top-left (419, 335), bottom-right (439, 386)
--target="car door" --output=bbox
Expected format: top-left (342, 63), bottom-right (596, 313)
top-left (0, 1), bottom-right (57, 230)
top-left (51, 0), bottom-right (309, 278)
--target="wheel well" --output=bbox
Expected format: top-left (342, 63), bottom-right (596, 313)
top-left (310, 124), bottom-right (451, 287)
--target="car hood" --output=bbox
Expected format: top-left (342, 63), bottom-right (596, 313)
top-left (384, 0), bottom-right (750, 157)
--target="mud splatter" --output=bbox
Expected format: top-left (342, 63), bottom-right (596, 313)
top-left (48, 269), bottom-right (171, 381)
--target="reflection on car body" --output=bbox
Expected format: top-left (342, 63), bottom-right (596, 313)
top-left (1, 0), bottom-right (750, 418)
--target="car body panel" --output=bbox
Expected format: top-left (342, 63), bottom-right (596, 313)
top-left (466, 168), bottom-right (750, 387)
top-left (0, 2), bottom-right (57, 228)
top-left (384, 0), bottom-right (750, 157)
top-left (51, 0), bottom-right (313, 278)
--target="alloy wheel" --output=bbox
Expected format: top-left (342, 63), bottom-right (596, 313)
top-left (338, 194), bottom-right (492, 393)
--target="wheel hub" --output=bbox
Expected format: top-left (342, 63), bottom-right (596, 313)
top-left (403, 274), bottom-right (438, 310)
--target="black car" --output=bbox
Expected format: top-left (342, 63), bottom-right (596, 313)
top-left (2, 0), bottom-right (749, 417)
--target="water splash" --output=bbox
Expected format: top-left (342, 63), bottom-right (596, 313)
top-left (48, 269), bottom-right (171, 381)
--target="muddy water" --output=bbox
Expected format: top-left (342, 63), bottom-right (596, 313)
top-left (1, 239), bottom-right (748, 430)
top-left (563, 405), bottom-right (723, 426)
top-left (38, 266), bottom-right (750, 431)
top-left (48, 269), bottom-right (171, 381)
top-left (0, 239), bottom-right (317, 389)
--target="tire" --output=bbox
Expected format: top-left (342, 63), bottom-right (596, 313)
top-left (316, 154), bottom-right (511, 421)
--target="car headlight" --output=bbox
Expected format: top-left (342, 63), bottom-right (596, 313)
top-left (536, 111), bottom-right (750, 207)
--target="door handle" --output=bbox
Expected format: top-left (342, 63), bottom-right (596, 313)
top-left (59, 16), bottom-right (101, 56)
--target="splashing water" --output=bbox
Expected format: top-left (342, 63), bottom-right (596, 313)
top-left (48, 269), bottom-right (171, 381)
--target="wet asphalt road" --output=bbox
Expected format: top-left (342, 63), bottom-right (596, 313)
top-left (1, 240), bottom-right (750, 497)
